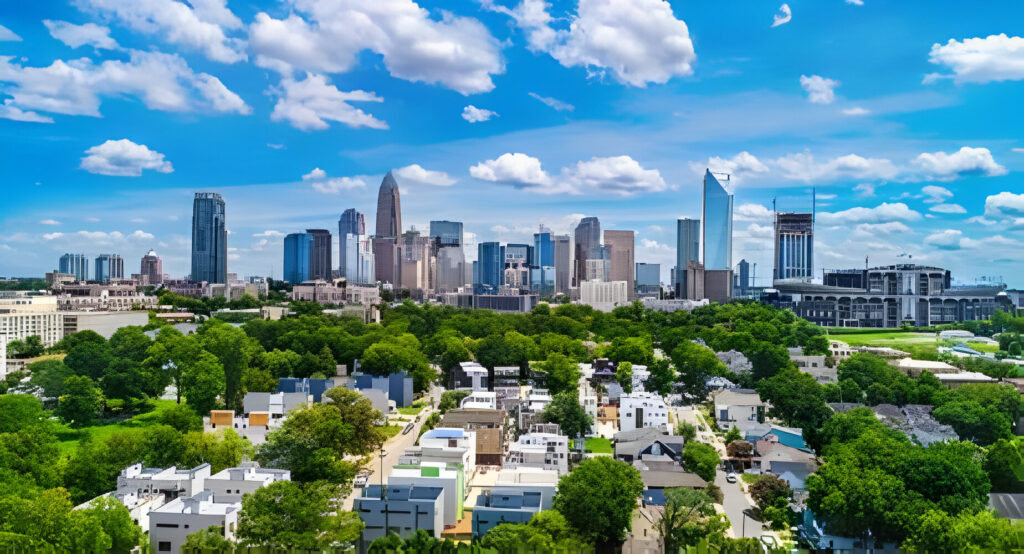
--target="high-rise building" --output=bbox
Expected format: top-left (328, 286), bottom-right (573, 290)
top-left (604, 230), bottom-right (635, 300)
top-left (374, 171), bottom-right (402, 285)
top-left (191, 192), bottom-right (227, 283)
top-left (344, 234), bottom-right (375, 284)
top-left (436, 246), bottom-right (465, 293)
top-left (306, 229), bottom-right (332, 281)
top-left (504, 244), bottom-right (532, 288)
top-left (635, 263), bottom-right (660, 297)
top-left (476, 242), bottom-right (505, 294)
top-left (400, 230), bottom-right (432, 294)
top-left (573, 216), bottom-right (601, 287)
top-left (702, 170), bottom-right (733, 271)
top-left (140, 250), bottom-right (163, 284)
top-left (773, 212), bottom-right (813, 281)
top-left (283, 232), bottom-right (313, 284)
top-left (429, 220), bottom-right (464, 247)
top-left (735, 259), bottom-right (751, 297)
top-left (675, 218), bottom-right (700, 297)
top-left (59, 253), bottom-right (89, 281)
top-left (553, 234), bottom-right (571, 295)
top-left (94, 254), bottom-right (124, 284)
top-left (338, 209), bottom-right (365, 277)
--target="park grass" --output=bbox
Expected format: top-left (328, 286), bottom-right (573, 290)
top-left (377, 424), bottom-right (403, 440)
top-left (585, 437), bottom-right (613, 454)
top-left (741, 473), bottom-right (765, 484)
top-left (54, 399), bottom-right (180, 455)
top-left (826, 330), bottom-right (941, 360)
top-left (397, 400), bottom-right (426, 416)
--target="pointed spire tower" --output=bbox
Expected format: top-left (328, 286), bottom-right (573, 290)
top-left (373, 170), bottom-right (403, 285)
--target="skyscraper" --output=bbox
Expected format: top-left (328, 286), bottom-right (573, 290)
top-left (531, 227), bottom-right (555, 295)
top-left (191, 192), bottom-right (227, 283)
top-left (675, 218), bottom-right (700, 297)
top-left (373, 171), bottom-right (402, 285)
top-left (431, 220), bottom-right (465, 293)
top-left (283, 232), bottom-right (313, 284)
top-left (344, 234), bottom-right (375, 284)
top-left (338, 209), bottom-right (365, 277)
top-left (573, 216), bottom-right (601, 287)
top-left (475, 242), bottom-right (505, 294)
top-left (59, 253), bottom-right (89, 281)
top-left (429, 220), bottom-right (464, 247)
top-left (94, 254), bottom-right (124, 283)
top-left (306, 229), bottom-right (332, 280)
top-left (702, 170), bottom-right (734, 271)
top-left (400, 229), bottom-right (432, 294)
top-left (773, 212), bottom-right (813, 281)
top-left (553, 234), bottom-right (571, 295)
top-left (504, 244), bottom-right (532, 288)
top-left (604, 230), bottom-right (635, 299)
top-left (140, 250), bottom-right (163, 284)
top-left (635, 262), bottom-right (661, 297)
top-left (735, 259), bottom-right (751, 297)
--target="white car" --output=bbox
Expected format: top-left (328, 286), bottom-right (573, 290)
top-left (354, 470), bottom-right (371, 487)
top-left (726, 472), bottom-right (738, 483)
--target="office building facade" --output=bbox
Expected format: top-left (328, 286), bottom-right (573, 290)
top-left (338, 209), bottom-right (365, 277)
top-left (344, 234), bottom-right (375, 284)
top-left (430, 220), bottom-right (464, 247)
top-left (553, 234), bottom-right (571, 295)
top-left (573, 217), bottom-right (601, 287)
top-left (604, 230), bottom-right (635, 300)
top-left (306, 229), bottom-right (332, 281)
top-left (283, 232), bottom-right (313, 284)
top-left (94, 254), bottom-right (124, 284)
top-left (774, 212), bottom-right (814, 281)
top-left (531, 228), bottom-right (555, 296)
top-left (475, 242), bottom-right (505, 294)
top-left (635, 263), bottom-right (660, 297)
top-left (735, 259), bottom-right (751, 297)
top-left (702, 170), bottom-right (733, 271)
top-left (140, 250), bottom-right (163, 285)
top-left (373, 172), bottom-right (402, 285)
top-left (59, 253), bottom-right (89, 281)
top-left (191, 192), bottom-right (227, 284)
top-left (675, 218), bottom-right (700, 297)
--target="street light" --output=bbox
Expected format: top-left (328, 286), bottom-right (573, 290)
top-left (741, 508), bottom-right (760, 538)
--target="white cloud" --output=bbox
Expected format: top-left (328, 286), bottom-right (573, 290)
top-left (269, 74), bottom-right (386, 131)
top-left (0, 102), bottom-right (54, 123)
top-left (43, 229), bottom-right (155, 244)
top-left (800, 74), bottom-right (840, 104)
top-left (566, 155), bottom-right (667, 196)
top-left (253, 230), bottom-right (284, 237)
top-left (965, 215), bottom-right (997, 226)
top-left (846, 0), bottom-right (864, 5)
top-left (80, 139), bottom-right (173, 177)
top-left (393, 164), bottom-right (455, 186)
top-left (985, 191), bottom-right (1024, 217)
top-left (470, 153), bottom-right (553, 188)
top-left (691, 151), bottom-right (770, 182)
top-left (816, 193), bottom-right (837, 200)
top-left (302, 167), bottom-right (367, 194)
top-left (924, 34), bottom-right (1024, 84)
top-left (462, 105), bottom-right (498, 123)
top-left (0, 50), bottom-right (249, 118)
top-left (528, 92), bottom-right (574, 112)
top-left (302, 168), bottom-right (327, 180)
top-left (735, 223), bottom-right (774, 240)
top-left (249, 1), bottom-right (503, 95)
top-left (911, 147), bottom-right (1007, 180)
top-left (497, 0), bottom-right (696, 87)
top-left (75, 0), bottom-right (246, 63)
top-left (0, 24), bottom-right (20, 42)
top-left (775, 152), bottom-right (898, 182)
top-left (841, 106), bottom-right (870, 116)
top-left (734, 203), bottom-right (773, 222)
top-left (40, 219), bottom-right (61, 225)
top-left (86, 217), bottom-right (100, 222)
top-left (852, 221), bottom-right (911, 237)
top-left (921, 185), bottom-right (953, 204)
top-left (924, 229), bottom-right (964, 250)
top-left (267, 143), bottom-right (285, 150)
top-left (929, 203), bottom-right (966, 214)
top-left (771, 4), bottom-right (791, 28)
top-left (43, 20), bottom-right (118, 49)
top-left (817, 202), bottom-right (921, 225)
top-left (854, 183), bottom-right (875, 197)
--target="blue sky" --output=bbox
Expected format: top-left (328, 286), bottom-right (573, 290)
top-left (1, 0), bottom-right (1023, 286)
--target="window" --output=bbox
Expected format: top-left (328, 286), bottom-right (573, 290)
top-left (155, 523), bottom-right (179, 528)
top-left (158, 542), bottom-right (172, 552)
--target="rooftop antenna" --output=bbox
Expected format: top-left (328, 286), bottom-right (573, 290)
top-left (865, 256), bottom-right (869, 270)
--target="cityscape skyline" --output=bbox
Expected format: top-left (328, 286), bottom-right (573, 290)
top-left (2, 1), bottom-right (1023, 288)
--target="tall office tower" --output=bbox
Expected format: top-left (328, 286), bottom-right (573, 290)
top-left (191, 192), bottom-right (227, 283)
top-left (373, 171), bottom-right (402, 285)
top-left (140, 250), bottom-right (163, 285)
top-left (635, 263), bottom-right (661, 297)
top-left (436, 246), bottom-right (465, 293)
top-left (94, 254), bottom-right (124, 284)
top-left (553, 234), bottom-right (571, 295)
top-left (343, 233), bottom-right (374, 284)
top-left (475, 242), bottom-right (505, 294)
top-left (283, 232), bottom-right (313, 284)
top-left (429, 220), bottom-right (464, 247)
top-left (773, 212), bottom-right (813, 281)
top-left (531, 227), bottom-right (555, 295)
top-left (702, 170), bottom-right (734, 271)
top-left (306, 229), bottom-right (332, 280)
top-left (338, 209), bottom-right (365, 277)
top-left (400, 230), bottom-right (432, 293)
top-left (675, 218), bottom-right (700, 297)
top-left (504, 243), bottom-right (532, 288)
top-left (604, 230), bottom-right (635, 300)
top-left (59, 253), bottom-right (89, 281)
top-left (573, 216), bottom-right (601, 287)
top-left (735, 259), bottom-right (751, 297)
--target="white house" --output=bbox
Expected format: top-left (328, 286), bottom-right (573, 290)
top-left (505, 431), bottom-right (569, 475)
top-left (460, 391), bottom-right (497, 410)
top-left (204, 410), bottom-right (282, 445)
top-left (149, 491), bottom-right (240, 554)
top-left (387, 462), bottom-right (464, 526)
top-left (713, 389), bottom-right (765, 432)
top-left (492, 467), bottom-right (559, 510)
top-left (416, 427), bottom-right (477, 477)
top-left (242, 391), bottom-right (310, 418)
top-left (203, 462), bottom-right (291, 504)
top-left (117, 463), bottom-right (210, 502)
top-left (618, 392), bottom-right (670, 433)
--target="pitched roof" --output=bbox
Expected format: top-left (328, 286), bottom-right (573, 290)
top-left (714, 389), bottom-right (763, 406)
top-left (640, 470), bottom-right (707, 489)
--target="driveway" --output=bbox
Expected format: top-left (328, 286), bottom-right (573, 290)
top-left (716, 471), bottom-right (764, 539)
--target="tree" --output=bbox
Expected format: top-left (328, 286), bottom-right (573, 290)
top-left (323, 386), bottom-right (386, 454)
top-left (199, 322), bottom-right (260, 410)
top-left (438, 390), bottom-right (470, 414)
top-left (143, 328), bottom-right (203, 403)
top-left (645, 359), bottom-right (676, 396)
top-left (359, 342), bottom-right (434, 392)
top-left (671, 341), bottom-right (726, 401)
top-left (64, 341), bottom-right (113, 381)
top-left (903, 509), bottom-right (1024, 552)
top-left (605, 336), bottom-right (654, 365)
top-left (182, 526), bottom-right (235, 552)
top-left (541, 391), bottom-right (593, 439)
top-left (179, 351), bottom-right (225, 415)
top-left (539, 353), bottom-right (581, 396)
top-left (726, 440), bottom-right (753, 458)
top-left (985, 438), bottom-right (1023, 492)
top-left (755, 367), bottom-right (831, 431)
top-left (159, 403), bottom-right (203, 432)
top-left (656, 488), bottom-right (729, 553)
top-left (108, 326), bottom-right (152, 362)
top-left (100, 359), bottom-right (145, 402)
top-left (677, 422), bottom-right (697, 441)
top-left (682, 441), bottom-right (720, 483)
top-left (7, 335), bottom-right (44, 358)
top-left (255, 404), bottom-right (360, 483)
top-left (236, 481), bottom-right (362, 549)
top-left (553, 457), bottom-right (643, 546)
top-left (616, 361), bottom-right (634, 394)
top-left (724, 426), bottom-right (742, 444)
top-left (26, 360), bottom-right (74, 398)
top-left (179, 428), bottom-right (253, 473)
top-left (59, 376), bottom-right (104, 427)
top-left (77, 495), bottom-right (145, 553)
top-left (932, 400), bottom-right (1012, 446)
top-left (259, 349), bottom-right (302, 379)
top-left (749, 474), bottom-right (792, 511)
top-left (481, 511), bottom-right (589, 553)
top-left (0, 394), bottom-right (54, 433)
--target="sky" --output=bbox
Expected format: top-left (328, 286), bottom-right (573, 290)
top-left (1, 0), bottom-right (1023, 287)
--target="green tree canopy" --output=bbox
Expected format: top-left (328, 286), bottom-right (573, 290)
top-left (541, 391), bottom-right (593, 439)
top-left (236, 481), bottom-right (362, 549)
top-left (553, 457), bottom-right (643, 546)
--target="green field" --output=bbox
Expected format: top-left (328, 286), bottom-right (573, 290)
top-left (397, 400), bottom-right (426, 416)
top-left (826, 330), bottom-right (941, 359)
top-left (55, 399), bottom-right (180, 455)
top-left (585, 437), bottom-right (613, 454)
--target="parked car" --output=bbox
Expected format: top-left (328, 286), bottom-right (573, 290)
top-left (726, 472), bottom-right (738, 483)
top-left (354, 470), bottom-right (372, 488)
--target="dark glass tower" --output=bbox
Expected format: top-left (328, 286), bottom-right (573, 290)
top-left (338, 209), bottom-right (365, 277)
top-left (283, 232), bottom-right (313, 283)
top-left (306, 229), bottom-right (332, 280)
top-left (573, 216), bottom-right (601, 287)
top-left (191, 192), bottom-right (227, 283)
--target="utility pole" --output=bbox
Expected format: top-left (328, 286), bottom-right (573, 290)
top-left (381, 443), bottom-right (388, 536)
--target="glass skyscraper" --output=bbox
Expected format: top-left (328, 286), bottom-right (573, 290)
top-left (429, 220), bottom-right (464, 247)
top-left (702, 170), bottom-right (734, 271)
top-left (338, 209), bottom-right (365, 277)
top-left (59, 253), bottom-right (89, 281)
top-left (94, 254), bottom-right (123, 284)
top-left (374, 171), bottom-right (402, 285)
top-left (306, 229), bottom-right (332, 280)
top-left (283, 232), bottom-right (313, 284)
top-left (573, 216), bottom-right (601, 287)
top-left (475, 241), bottom-right (505, 294)
top-left (675, 218), bottom-right (700, 297)
top-left (774, 212), bottom-right (813, 281)
top-left (531, 228), bottom-right (555, 295)
top-left (635, 262), bottom-right (661, 297)
top-left (191, 192), bottom-right (227, 283)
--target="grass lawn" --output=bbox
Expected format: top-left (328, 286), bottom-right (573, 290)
top-left (378, 424), bottom-right (403, 440)
top-left (397, 400), bottom-right (426, 416)
top-left (741, 473), bottom-right (766, 484)
top-left (827, 330), bottom-right (940, 359)
top-left (55, 399), bottom-right (180, 455)
top-left (585, 437), bottom-right (613, 454)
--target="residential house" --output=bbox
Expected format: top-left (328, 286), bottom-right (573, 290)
top-left (203, 462), bottom-right (290, 504)
top-left (387, 462), bottom-right (464, 526)
top-left (505, 429), bottom-right (569, 475)
top-left (242, 391), bottom-right (310, 418)
top-left (204, 410), bottom-right (280, 445)
top-left (439, 408), bottom-right (507, 466)
top-left (352, 371), bottom-right (415, 407)
top-left (412, 428), bottom-right (477, 478)
top-left (354, 485), bottom-right (445, 547)
top-left (471, 490), bottom-right (543, 538)
top-left (460, 391), bottom-right (497, 410)
top-left (619, 392), bottom-right (670, 433)
top-left (148, 491), bottom-right (240, 554)
top-left (451, 361), bottom-right (489, 391)
top-left (277, 377), bottom-right (336, 402)
top-left (713, 389), bottom-right (765, 432)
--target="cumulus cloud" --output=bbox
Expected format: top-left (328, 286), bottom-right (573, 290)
top-left (43, 20), bottom-right (118, 49)
top-left (691, 152), bottom-right (770, 183)
top-left (924, 34), bottom-right (1024, 84)
top-left (43, 229), bottom-right (155, 244)
top-left (462, 105), bottom-right (498, 123)
top-left (0, 50), bottom-right (249, 119)
top-left (80, 139), bottom-right (173, 177)
top-left (929, 203), bottom-right (966, 214)
top-left (249, 0), bottom-right (503, 94)
top-left (817, 202), bottom-right (921, 225)
top-left (854, 183), bottom-right (875, 197)
top-left (40, 219), bottom-right (61, 225)
top-left (852, 221), bottom-right (911, 237)
top-left (842, 106), bottom-right (870, 116)
top-left (734, 203), bottom-right (773, 222)
top-left (921, 185), bottom-right (953, 204)
top-left (74, 0), bottom-right (246, 63)
top-left (0, 102), bottom-right (54, 123)
top-left (302, 167), bottom-right (367, 194)
top-left (911, 147), bottom-right (1007, 180)
top-left (528, 92), bottom-right (574, 112)
top-left (775, 152), bottom-right (898, 182)
top-left (0, 24), bottom-right (21, 42)
top-left (470, 153), bottom-right (666, 196)
top-left (735, 223), bottom-right (774, 240)
top-left (492, 0), bottom-right (696, 87)
top-left (566, 155), bottom-right (667, 196)
top-left (269, 74), bottom-right (386, 131)
top-left (253, 230), bottom-right (284, 237)
top-left (984, 191), bottom-right (1024, 217)
top-left (470, 153), bottom-right (553, 189)
top-left (846, 0), bottom-right (864, 4)
top-left (771, 4), bottom-right (792, 28)
top-left (393, 164), bottom-right (455, 186)
top-left (800, 74), bottom-right (840, 104)
top-left (302, 168), bottom-right (327, 180)
top-left (924, 229), bottom-right (964, 250)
